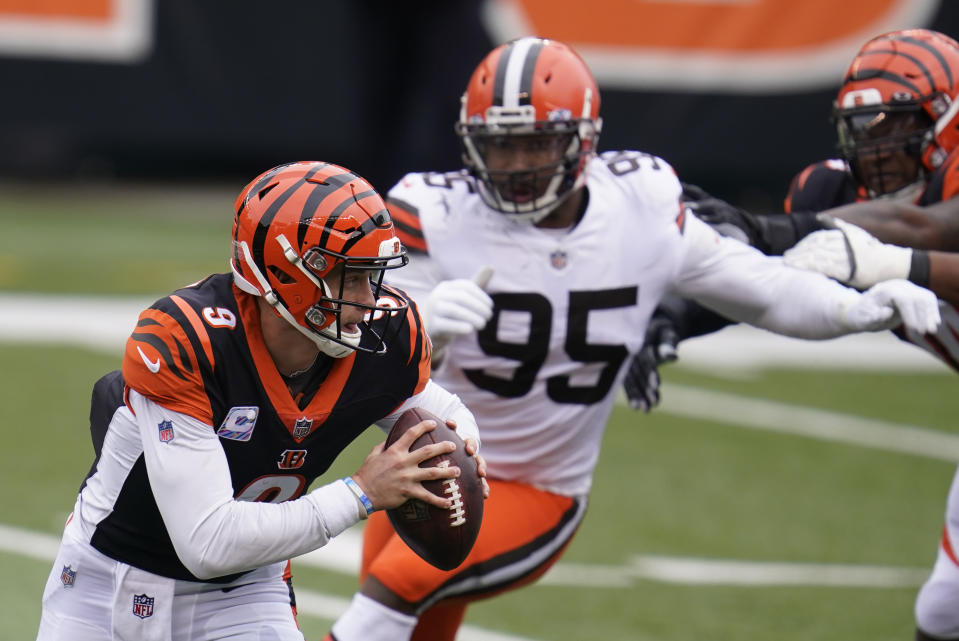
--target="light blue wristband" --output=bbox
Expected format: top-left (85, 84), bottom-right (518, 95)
top-left (342, 477), bottom-right (374, 516)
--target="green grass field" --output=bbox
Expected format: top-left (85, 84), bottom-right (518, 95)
top-left (2, 186), bottom-right (956, 640)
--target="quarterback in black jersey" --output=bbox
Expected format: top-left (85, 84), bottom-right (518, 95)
top-left (36, 161), bottom-right (486, 641)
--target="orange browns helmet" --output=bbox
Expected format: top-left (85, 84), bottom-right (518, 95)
top-left (231, 161), bottom-right (408, 358)
top-left (455, 37), bottom-right (602, 223)
top-left (835, 29), bottom-right (959, 199)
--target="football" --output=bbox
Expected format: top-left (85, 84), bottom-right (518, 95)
top-left (385, 407), bottom-right (484, 571)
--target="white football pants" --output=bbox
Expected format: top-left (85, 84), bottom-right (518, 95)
top-left (36, 525), bottom-right (303, 641)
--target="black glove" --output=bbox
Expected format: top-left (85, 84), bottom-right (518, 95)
top-left (681, 183), bottom-right (767, 249)
top-left (681, 183), bottom-right (824, 255)
top-left (624, 315), bottom-right (680, 412)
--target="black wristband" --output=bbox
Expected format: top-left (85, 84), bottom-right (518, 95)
top-left (789, 211), bottom-right (826, 240)
top-left (908, 249), bottom-right (931, 288)
top-left (754, 211), bottom-right (826, 255)
top-left (754, 216), bottom-right (797, 255)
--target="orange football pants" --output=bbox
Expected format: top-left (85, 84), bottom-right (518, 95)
top-left (361, 479), bottom-right (586, 641)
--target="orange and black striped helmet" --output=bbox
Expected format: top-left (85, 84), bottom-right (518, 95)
top-left (834, 29), bottom-right (959, 198)
top-left (231, 161), bottom-right (408, 357)
top-left (455, 37), bottom-right (602, 223)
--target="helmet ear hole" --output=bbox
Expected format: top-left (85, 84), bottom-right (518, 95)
top-left (268, 265), bottom-right (296, 285)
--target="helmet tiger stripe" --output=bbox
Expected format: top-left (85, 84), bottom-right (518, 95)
top-left (231, 161), bottom-right (408, 358)
top-left (835, 29), bottom-right (959, 199)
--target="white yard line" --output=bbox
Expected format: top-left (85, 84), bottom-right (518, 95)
top-left (675, 322), bottom-right (949, 373)
top-left (626, 556), bottom-right (929, 588)
top-left (659, 384), bottom-right (959, 461)
top-left (0, 293), bottom-right (948, 372)
top-left (0, 293), bottom-right (151, 354)
top-left (0, 523), bottom-right (60, 562)
top-left (0, 522), bottom-right (930, 593)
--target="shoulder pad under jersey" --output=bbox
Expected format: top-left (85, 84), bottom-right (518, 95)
top-left (592, 151), bottom-right (684, 227)
top-left (121, 282), bottom-right (222, 424)
top-left (785, 160), bottom-right (859, 213)
top-left (387, 171), bottom-right (477, 255)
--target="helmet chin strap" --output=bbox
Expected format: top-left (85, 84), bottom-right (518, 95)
top-left (234, 240), bottom-right (358, 359)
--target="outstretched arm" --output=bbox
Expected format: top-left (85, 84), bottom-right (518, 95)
top-left (929, 251), bottom-right (959, 304)
top-left (675, 214), bottom-right (940, 338)
top-left (784, 217), bottom-right (959, 306)
top-left (680, 182), bottom-right (823, 255)
top-left (824, 197), bottom-right (959, 251)
top-left (683, 182), bottom-right (959, 254)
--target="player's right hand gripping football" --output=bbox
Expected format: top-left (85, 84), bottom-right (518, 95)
top-left (351, 419), bottom-right (460, 511)
top-left (423, 266), bottom-right (494, 362)
top-left (841, 279), bottom-right (941, 335)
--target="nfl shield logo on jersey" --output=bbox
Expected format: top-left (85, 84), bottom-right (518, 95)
top-left (550, 249), bottom-right (568, 270)
top-left (157, 420), bottom-right (174, 443)
top-left (60, 565), bottom-right (76, 587)
top-left (132, 593), bottom-right (154, 619)
top-left (292, 417), bottom-right (313, 440)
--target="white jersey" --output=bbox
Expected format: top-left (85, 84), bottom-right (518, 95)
top-left (386, 151), bottom-right (867, 496)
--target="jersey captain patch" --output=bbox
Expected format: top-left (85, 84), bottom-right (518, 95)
top-left (217, 406), bottom-right (260, 442)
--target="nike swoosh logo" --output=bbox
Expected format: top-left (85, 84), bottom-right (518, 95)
top-left (137, 346), bottom-right (161, 373)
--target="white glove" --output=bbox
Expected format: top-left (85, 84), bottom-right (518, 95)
top-left (841, 279), bottom-right (941, 335)
top-left (423, 266), bottom-right (494, 360)
top-left (783, 216), bottom-right (912, 289)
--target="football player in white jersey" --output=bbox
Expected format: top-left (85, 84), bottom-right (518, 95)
top-left (323, 37), bottom-right (942, 641)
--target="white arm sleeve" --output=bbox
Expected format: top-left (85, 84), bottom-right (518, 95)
top-left (674, 213), bottom-right (862, 339)
top-left (130, 390), bottom-right (365, 580)
top-left (375, 379), bottom-right (481, 448)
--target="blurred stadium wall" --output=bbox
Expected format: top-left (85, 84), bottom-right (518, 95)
top-left (2, 0), bottom-right (959, 209)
